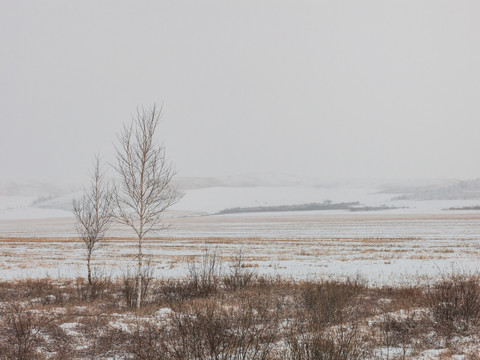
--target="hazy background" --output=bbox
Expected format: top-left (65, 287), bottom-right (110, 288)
top-left (1, 1), bottom-right (480, 185)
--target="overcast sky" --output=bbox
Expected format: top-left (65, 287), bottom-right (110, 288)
top-left (1, 1), bottom-right (479, 184)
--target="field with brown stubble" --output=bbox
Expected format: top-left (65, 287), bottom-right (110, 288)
top-left (1, 212), bottom-right (480, 283)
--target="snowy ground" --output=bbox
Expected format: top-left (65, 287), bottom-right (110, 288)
top-left (1, 212), bottom-right (480, 284)
top-left (1, 181), bottom-right (480, 283)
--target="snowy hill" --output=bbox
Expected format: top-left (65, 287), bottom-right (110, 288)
top-left (0, 179), bottom-right (63, 197)
top-left (392, 178), bottom-right (480, 200)
top-left (1, 175), bottom-right (480, 220)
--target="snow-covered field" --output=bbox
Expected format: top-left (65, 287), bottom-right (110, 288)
top-left (2, 212), bottom-right (480, 284)
top-left (1, 179), bottom-right (480, 283)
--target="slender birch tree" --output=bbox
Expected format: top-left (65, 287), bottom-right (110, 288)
top-left (73, 155), bottom-right (113, 286)
top-left (113, 104), bottom-right (181, 309)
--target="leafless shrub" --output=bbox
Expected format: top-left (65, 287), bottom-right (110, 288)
top-left (141, 258), bottom-right (155, 303)
top-left (379, 314), bottom-right (417, 360)
top-left (231, 294), bottom-right (282, 359)
top-left (0, 279), bottom-right (73, 306)
top-left (169, 300), bottom-right (229, 359)
top-left (122, 268), bottom-right (138, 309)
top-left (165, 297), bottom-right (280, 359)
top-left (123, 288), bottom-right (283, 359)
top-left (387, 285), bottom-right (426, 312)
top-left (187, 248), bottom-right (222, 297)
top-left (223, 249), bottom-right (256, 291)
top-left (122, 259), bottom-right (155, 308)
top-left (299, 279), bottom-right (365, 329)
top-left (122, 292), bottom-right (282, 359)
top-left (152, 278), bottom-right (195, 305)
top-left (75, 267), bottom-right (114, 301)
top-left (287, 322), bottom-right (371, 360)
top-left (126, 321), bottom-right (169, 360)
top-left (76, 313), bottom-right (115, 358)
top-left (0, 305), bottom-right (51, 360)
top-left (24, 279), bottom-right (57, 302)
top-left (98, 327), bottom-right (128, 359)
top-left (427, 274), bottom-right (480, 336)
top-left (42, 322), bottom-right (73, 360)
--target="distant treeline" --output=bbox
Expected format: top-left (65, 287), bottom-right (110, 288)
top-left (217, 201), bottom-right (406, 215)
top-left (217, 201), bottom-right (359, 215)
top-left (445, 206), bottom-right (480, 211)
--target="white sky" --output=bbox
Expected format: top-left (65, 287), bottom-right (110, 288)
top-left (1, 1), bottom-right (480, 183)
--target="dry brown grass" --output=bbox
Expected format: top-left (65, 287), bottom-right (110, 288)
top-left (1, 272), bottom-right (480, 358)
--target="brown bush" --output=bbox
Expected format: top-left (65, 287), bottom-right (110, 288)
top-left (428, 274), bottom-right (480, 336)
top-left (287, 321), bottom-right (371, 360)
top-left (168, 297), bottom-right (280, 359)
top-left (186, 248), bottom-right (222, 297)
top-left (122, 260), bottom-right (155, 309)
top-left (0, 305), bottom-right (52, 360)
top-left (75, 268), bottom-right (114, 301)
top-left (223, 250), bottom-right (257, 291)
top-left (124, 295), bottom-right (281, 360)
top-left (298, 279), bottom-right (365, 330)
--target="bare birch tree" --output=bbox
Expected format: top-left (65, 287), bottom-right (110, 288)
top-left (73, 155), bottom-right (113, 286)
top-left (113, 104), bottom-right (181, 309)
